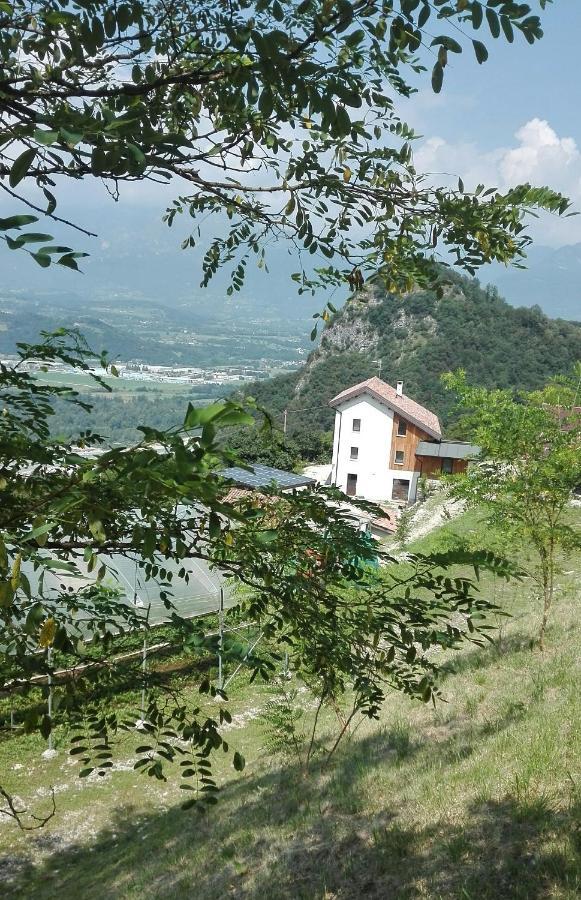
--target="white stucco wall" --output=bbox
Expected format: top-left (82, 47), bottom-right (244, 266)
top-left (331, 396), bottom-right (419, 503)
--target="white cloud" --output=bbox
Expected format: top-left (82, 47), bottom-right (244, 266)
top-left (414, 118), bottom-right (581, 245)
top-left (500, 119), bottom-right (579, 184)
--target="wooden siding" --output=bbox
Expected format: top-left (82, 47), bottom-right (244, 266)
top-left (390, 412), bottom-right (470, 478)
top-left (415, 456), bottom-right (468, 477)
top-left (390, 416), bottom-right (433, 471)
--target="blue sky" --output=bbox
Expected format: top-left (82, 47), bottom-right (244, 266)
top-left (3, 3), bottom-right (580, 303)
top-left (401, 2), bottom-right (581, 246)
top-left (407, 2), bottom-right (581, 149)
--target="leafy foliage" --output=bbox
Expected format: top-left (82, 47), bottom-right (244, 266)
top-left (443, 369), bottom-right (581, 648)
top-left (0, 0), bottom-right (571, 291)
top-left (394, 506), bottom-right (414, 548)
top-left (260, 678), bottom-right (307, 764)
top-left (220, 422), bottom-right (333, 469)
top-left (1, 331), bottom-right (518, 823)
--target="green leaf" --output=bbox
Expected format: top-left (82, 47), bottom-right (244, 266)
top-left (43, 188), bottom-right (57, 215)
top-left (486, 7), bottom-right (500, 39)
top-left (57, 254), bottom-right (81, 270)
top-left (0, 215), bottom-right (37, 231)
top-left (418, 3), bottom-right (430, 28)
top-left (472, 40), bottom-right (488, 64)
top-left (127, 143), bottom-right (146, 166)
top-left (34, 130), bottom-right (59, 146)
top-left (31, 253), bottom-right (51, 268)
top-left (10, 233), bottom-right (52, 244)
top-left (209, 512), bottom-right (221, 540)
top-left (88, 518), bottom-right (106, 542)
top-left (431, 62), bottom-right (444, 93)
top-left (183, 401), bottom-right (251, 430)
top-left (25, 602), bottom-right (45, 634)
top-left (431, 36), bottom-right (462, 54)
top-left (9, 148), bottom-right (37, 187)
top-left (233, 751), bottom-right (245, 771)
top-left (0, 580), bottom-right (15, 608)
top-left (471, 2), bottom-right (483, 30)
top-left (500, 15), bottom-right (514, 44)
top-left (60, 129), bottom-right (84, 147)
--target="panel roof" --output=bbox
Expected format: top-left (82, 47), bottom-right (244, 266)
top-left (221, 464), bottom-right (314, 490)
top-left (416, 440), bottom-right (481, 459)
top-left (329, 377), bottom-right (441, 439)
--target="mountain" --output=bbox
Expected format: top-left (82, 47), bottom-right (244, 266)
top-left (243, 271), bottom-right (581, 436)
top-left (0, 204), bottom-right (326, 330)
top-left (489, 243), bottom-right (581, 321)
top-left (0, 295), bottom-right (306, 367)
top-left (0, 214), bottom-right (326, 367)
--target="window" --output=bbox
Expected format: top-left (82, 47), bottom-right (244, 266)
top-left (346, 473), bottom-right (358, 496)
top-left (392, 478), bottom-right (410, 502)
top-left (394, 450), bottom-right (405, 465)
top-left (350, 446), bottom-right (359, 460)
top-left (352, 418), bottom-right (361, 432)
top-left (441, 457), bottom-right (454, 474)
top-left (397, 420), bottom-right (407, 437)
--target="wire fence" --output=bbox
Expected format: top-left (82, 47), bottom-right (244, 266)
top-left (13, 556), bottom-right (578, 758)
top-left (2, 581), bottom-right (262, 756)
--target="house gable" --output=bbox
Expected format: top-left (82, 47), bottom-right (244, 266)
top-left (329, 376), bottom-right (441, 439)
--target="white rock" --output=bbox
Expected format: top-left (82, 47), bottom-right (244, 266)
top-left (41, 748), bottom-right (58, 760)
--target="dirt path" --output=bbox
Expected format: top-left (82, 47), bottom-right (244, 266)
top-left (406, 491), bottom-right (465, 543)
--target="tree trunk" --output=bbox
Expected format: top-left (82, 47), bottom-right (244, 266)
top-left (538, 539), bottom-right (555, 652)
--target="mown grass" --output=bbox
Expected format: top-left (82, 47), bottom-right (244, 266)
top-left (1, 508), bottom-right (579, 899)
top-left (33, 372), bottom-right (208, 396)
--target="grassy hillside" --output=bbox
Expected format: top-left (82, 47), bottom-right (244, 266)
top-left (0, 506), bottom-right (579, 899)
top-left (244, 271), bottom-right (581, 436)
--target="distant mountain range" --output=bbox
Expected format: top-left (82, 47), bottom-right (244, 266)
top-left (1, 201), bottom-right (579, 370)
top-left (0, 205), bottom-right (323, 331)
top-left (488, 243), bottom-right (581, 321)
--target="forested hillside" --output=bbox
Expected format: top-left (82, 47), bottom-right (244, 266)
top-left (48, 385), bottom-right (228, 445)
top-left (243, 271), bottom-right (581, 436)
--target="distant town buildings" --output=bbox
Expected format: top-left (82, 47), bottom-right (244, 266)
top-left (4, 357), bottom-right (284, 387)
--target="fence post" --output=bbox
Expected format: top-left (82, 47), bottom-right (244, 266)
top-left (141, 636), bottom-right (148, 720)
top-left (42, 646), bottom-right (58, 759)
top-left (47, 646), bottom-right (53, 752)
top-left (217, 588), bottom-right (224, 691)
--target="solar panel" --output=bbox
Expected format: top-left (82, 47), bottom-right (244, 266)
top-left (221, 464), bottom-right (314, 490)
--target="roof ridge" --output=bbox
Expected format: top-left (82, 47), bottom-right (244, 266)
top-left (329, 377), bottom-right (441, 438)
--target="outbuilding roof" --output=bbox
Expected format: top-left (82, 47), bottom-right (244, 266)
top-left (329, 376), bottom-right (441, 439)
top-left (416, 440), bottom-right (480, 460)
top-left (221, 464), bottom-right (314, 491)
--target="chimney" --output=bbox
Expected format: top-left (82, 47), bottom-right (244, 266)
top-left (396, 381), bottom-right (403, 397)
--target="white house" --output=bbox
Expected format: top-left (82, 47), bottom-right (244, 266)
top-left (329, 376), bottom-right (468, 504)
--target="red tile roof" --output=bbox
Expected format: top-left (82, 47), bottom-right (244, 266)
top-left (329, 376), bottom-right (441, 438)
top-left (371, 512), bottom-right (398, 533)
top-left (222, 487), bottom-right (254, 504)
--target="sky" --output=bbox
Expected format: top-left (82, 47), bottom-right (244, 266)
top-left (3, 2), bottom-right (581, 306)
top-left (402, 1), bottom-right (581, 246)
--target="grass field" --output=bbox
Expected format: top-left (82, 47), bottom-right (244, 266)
top-left (33, 370), bottom-right (223, 398)
top-left (0, 508), bottom-right (579, 899)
